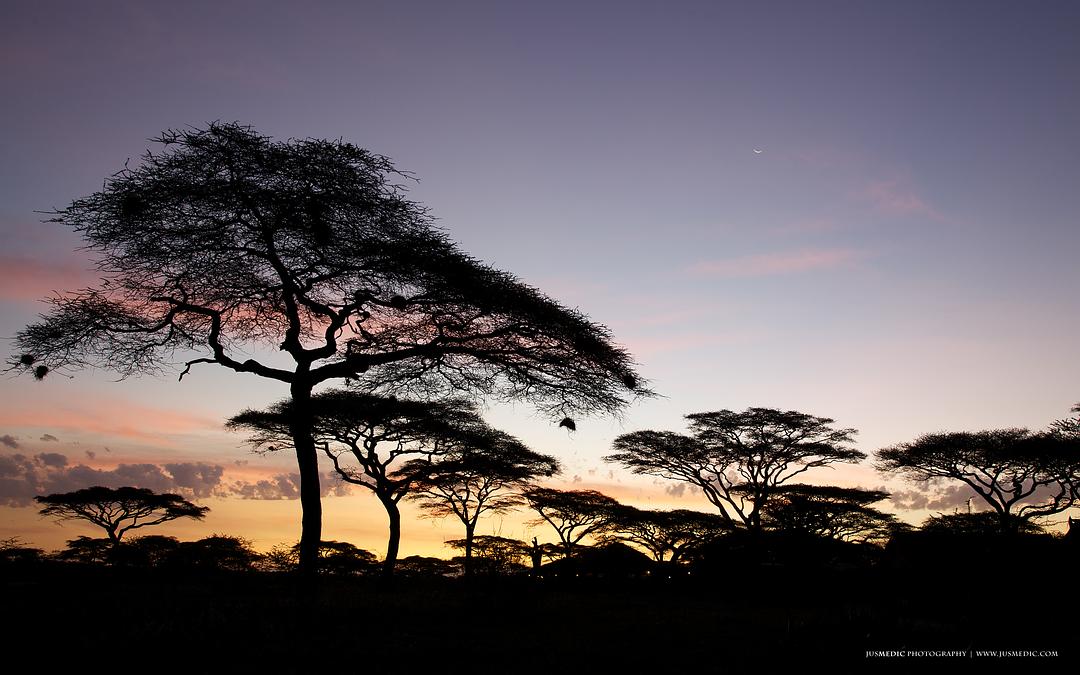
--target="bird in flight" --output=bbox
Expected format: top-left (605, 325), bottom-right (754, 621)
top-left (753, 148), bottom-right (764, 154)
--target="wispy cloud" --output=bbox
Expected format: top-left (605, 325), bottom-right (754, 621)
top-left (688, 248), bottom-right (863, 278)
top-left (859, 179), bottom-right (945, 220)
top-left (0, 397), bottom-right (221, 446)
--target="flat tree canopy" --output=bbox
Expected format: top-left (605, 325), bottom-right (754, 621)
top-left (918, 512), bottom-right (1046, 537)
top-left (605, 507), bottom-right (729, 562)
top-left (11, 122), bottom-right (647, 572)
top-left (36, 486), bottom-right (208, 545)
top-left (876, 428), bottom-right (1080, 531)
top-left (606, 408), bottom-right (862, 531)
top-left (759, 484), bottom-right (897, 544)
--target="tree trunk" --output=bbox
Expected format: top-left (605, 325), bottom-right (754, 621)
top-left (463, 521), bottom-right (475, 578)
top-left (1000, 511), bottom-right (1021, 536)
top-left (106, 527), bottom-right (122, 566)
top-left (290, 379), bottom-right (322, 578)
top-left (381, 496), bottom-right (401, 579)
top-left (530, 537), bottom-right (543, 575)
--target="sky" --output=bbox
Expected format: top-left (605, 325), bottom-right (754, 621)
top-left (2, 1), bottom-right (1079, 556)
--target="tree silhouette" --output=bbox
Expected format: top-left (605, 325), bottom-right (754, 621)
top-left (876, 428), bottom-right (1080, 533)
top-left (228, 390), bottom-right (507, 577)
top-left (124, 534), bottom-right (182, 567)
top-left (55, 536), bottom-right (115, 565)
top-left (444, 534), bottom-right (530, 576)
top-left (604, 506), bottom-right (729, 562)
top-left (523, 487), bottom-right (620, 558)
top-left (0, 537), bottom-right (45, 566)
top-left (261, 540), bottom-right (377, 575)
top-left (10, 122), bottom-right (648, 574)
top-left (172, 534), bottom-right (260, 572)
top-left (758, 484), bottom-right (897, 544)
top-left (918, 512), bottom-right (1045, 537)
top-left (36, 486), bottom-right (208, 547)
top-left (1051, 403), bottom-right (1080, 438)
top-left (606, 408), bottom-right (862, 531)
top-left (402, 432), bottom-right (559, 576)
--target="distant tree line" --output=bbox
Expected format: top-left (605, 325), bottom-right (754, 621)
top-left (16, 397), bottom-right (1079, 581)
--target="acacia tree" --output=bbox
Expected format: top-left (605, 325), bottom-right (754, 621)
top-left (35, 486), bottom-right (208, 547)
top-left (401, 432), bottom-right (559, 576)
top-left (606, 408), bottom-right (863, 532)
top-left (918, 512), bottom-right (1045, 537)
top-left (228, 390), bottom-right (517, 577)
top-left (445, 535), bottom-right (530, 576)
top-left (11, 123), bottom-right (646, 574)
top-left (605, 507), bottom-right (729, 563)
top-left (262, 540), bottom-right (378, 575)
top-left (523, 487), bottom-right (620, 558)
top-left (876, 428), bottom-right (1080, 533)
top-left (758, 484), bottom-right (897, 544)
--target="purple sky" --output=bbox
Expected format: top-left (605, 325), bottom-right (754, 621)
top-left (2, 1), bottom-right (1078, 552)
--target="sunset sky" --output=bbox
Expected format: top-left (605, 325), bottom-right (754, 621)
top-left (2, 1), bottom-right (1078, 557)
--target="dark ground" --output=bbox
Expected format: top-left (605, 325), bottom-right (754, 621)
top-left (2, 562), bottom-right (1074, 672)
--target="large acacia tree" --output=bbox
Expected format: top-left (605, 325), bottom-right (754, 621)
top-left (11, 123), bottom-right (646, 573)
top-left (876, 428), bottom-right (1080, 533)
top-left (606, 408), bottom-right (862, 531)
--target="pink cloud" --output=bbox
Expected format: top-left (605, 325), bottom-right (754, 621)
top-left (688, 248), bottom-right (862, 278)
top-left (0, 395), bottom-right (221, 445)
top-left (860, 180), bottom-right (945, 220)
top-left (0, 255), bottom-right (99, 301)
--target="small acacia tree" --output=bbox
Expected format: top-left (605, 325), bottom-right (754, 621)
top-left (35, 486), bottom-right (208, 547)
top-left (759, 484), bottom-right (897, 544)
top-left (523, 487), bottom-right (620, 558)
top-left (876, 428), bottom-right (1080, 533)
top-left (607, 408), bottom-right (862, 531)
top-left (919, 512), bottom-right (1046, 537)
top-left (445, 535), bottom-right (530, 576)
top-left (605, 507), bottom-right (729, 563)
top-left (262, 540), bottom-right (377, 575)
top-left (11, 123), bottom-right (647, 574)
top-left (401, 432), bottom-right (559, 576)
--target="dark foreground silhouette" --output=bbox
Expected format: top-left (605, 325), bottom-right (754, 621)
top-left (3, 532), bottom-right (1075, 671)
